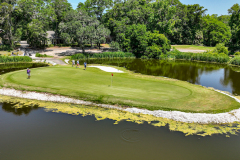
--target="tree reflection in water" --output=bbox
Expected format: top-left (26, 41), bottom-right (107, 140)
top-left (221, 67), bottom-right (240, 95)
top-left (1, 102), bottom-right (38, 116)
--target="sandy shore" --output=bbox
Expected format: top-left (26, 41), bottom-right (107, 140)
top-left (0, 87), bottom-right (240, 124)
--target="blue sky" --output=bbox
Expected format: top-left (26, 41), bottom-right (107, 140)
top-left (69, 0), bottom-right (239, 16)
top-left (180, 0), bottom-right (239, 15)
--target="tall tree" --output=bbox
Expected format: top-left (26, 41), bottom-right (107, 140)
top-left (95, 24), bottom-right (111, 49)
top-left (51, 0), bottom-right (72, 36)
top-left (17, 0), bottom-right (56, 40)
top-left (169, 3), bottom-right (207, 44)
top-left (103, 0), bottom-right (177, 40)
top-left (228, 3), bottom-right (240, 53)
top-left (0, 0), bottom-right (20, 49)
top-left (80, 0), bottom-right (113, 21)
top-left (202, 15), bottom-right (231, 46)
top-left (59, 9), bottom-right (110, 52)
top-left (27, 19), bottom-right (47, 48)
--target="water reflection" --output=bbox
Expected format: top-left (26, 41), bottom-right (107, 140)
top-left (82, 59), bottom-right (240, 94)
top-left (221, 68), bottom-right (240, 95)
top-left (1, 102), bottom-right (38, 116)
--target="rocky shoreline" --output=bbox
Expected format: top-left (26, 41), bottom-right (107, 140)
top-left (0, 87), bottom-right (240, 124)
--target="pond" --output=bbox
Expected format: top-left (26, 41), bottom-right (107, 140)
top-left (1, 102), bottom-right (240, 160)
top-left (1, 62), bottom-right (240, 159)
top-left (82, 59), bottom-right (240, 95)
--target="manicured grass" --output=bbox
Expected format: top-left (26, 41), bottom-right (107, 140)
top-left (172, 45), bottom-right (216, 51)
top-left (0, 65), bottom-right (239, 113)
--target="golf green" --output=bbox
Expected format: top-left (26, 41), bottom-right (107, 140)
top-left (1, 65), bottom-right (239, 113)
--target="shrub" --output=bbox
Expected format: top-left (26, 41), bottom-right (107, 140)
top-left (0, 56), bottom-right (32, 63)
top-left (144, 45), bottom-right (163, 59)
top-left (167, 49), bottom-right (229, 63)
top-left (35, 53), bottom-right (49, 57)
top-left (234, 51), bottom-right (240, 56)
top-left (71, 52), bottom-right (135, 60)
top-left (48, 44), bottom-right (54, 47)
top-left (214, 43), bottom-right (228, 55)
top-left (109, 41), bottom-right (121, 51)
top-left (229, 56), bottom-right (240, 66)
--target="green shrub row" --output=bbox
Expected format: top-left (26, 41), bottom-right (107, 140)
top-left (71, 52), bottom-right (135, 60)
top-left (0, 62), bottom-right (47, 70)
top-left (0, 56), bottom-right (32, 63)
top-left (167, 50), bottom-right (230, 63)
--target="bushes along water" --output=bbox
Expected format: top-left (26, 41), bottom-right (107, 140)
top-left (0, 56), bottom-right (32, 63)
top-left (71, 52), bottom-right (135, 60)
top-left (165, 49), bottom-right (230, 64)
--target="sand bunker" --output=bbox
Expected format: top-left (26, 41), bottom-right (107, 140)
top-left (89, 66), bottom-right (124, 73)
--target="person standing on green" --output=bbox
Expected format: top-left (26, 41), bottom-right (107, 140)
top-left (27, 68), bottom-right (31, 79)
top-left (84, 62), bottom-right (87, 70)
top-left (76, 60), bottom-right (80, 68)
top-left (72, 59), bottom-right (75, 67)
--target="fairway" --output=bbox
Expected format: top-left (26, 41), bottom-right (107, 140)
top-left (1, 65), bottom-right (239, 112)
top-left (172, 45), bottom-right (215, 51)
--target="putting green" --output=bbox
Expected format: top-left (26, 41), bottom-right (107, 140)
top-left (1, 65), bottom-right (239, 112)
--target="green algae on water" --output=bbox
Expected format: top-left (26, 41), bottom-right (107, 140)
top-left (0, 95), bottom-right (239, 137)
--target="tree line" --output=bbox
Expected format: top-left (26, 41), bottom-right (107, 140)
top-left (1, 0), bottom-right (240, 57)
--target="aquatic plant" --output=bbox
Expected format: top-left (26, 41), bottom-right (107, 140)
top-left (0, 95), bottom-right (239, 137)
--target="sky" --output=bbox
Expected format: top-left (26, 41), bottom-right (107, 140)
top-left (68, 0), bottom-right (239, 16)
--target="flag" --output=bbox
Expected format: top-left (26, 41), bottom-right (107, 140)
top-left (112, 73), bottom-right (113, 76)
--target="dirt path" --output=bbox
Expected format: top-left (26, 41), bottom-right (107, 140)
top-left (19, 41), bottom-right (107, 65)
top-left (32, 57), bottom-right (67, 65)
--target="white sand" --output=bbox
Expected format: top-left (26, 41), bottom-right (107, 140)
top-left (33, 60), bottom-right (57, 66)
top-left (64, 59), bottom-right (69, 64)
top-left (0, 88), bottom-right (240, 124)
top-left (89, 66), bottom-right (124, 73)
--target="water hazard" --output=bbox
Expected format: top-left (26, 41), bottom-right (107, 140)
top-left (1, 61), bottom-right (240, 159)
top-left (1, 101), bottom-right (240, 160)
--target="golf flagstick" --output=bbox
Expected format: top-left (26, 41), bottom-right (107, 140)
top-left (111, 73), bottom-right (113, 86)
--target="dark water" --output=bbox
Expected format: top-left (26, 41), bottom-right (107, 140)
top-left (1, 62), bottom-right (240, 159)
top-left (1, 102), bottom-right (240, 160)
top-left (83, 59), bottom-right (240, 95)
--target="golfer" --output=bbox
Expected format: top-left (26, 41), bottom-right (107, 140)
top-left (72, 59), bottom-right (75, 67)
top-left (76, 60), bottom-right (80, 68)
top-left (84, 62), bottom-right (87, 70)
top-left (27, 68), bottom-right (31, 79)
